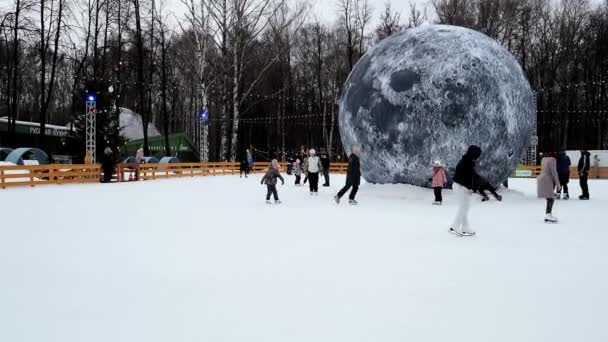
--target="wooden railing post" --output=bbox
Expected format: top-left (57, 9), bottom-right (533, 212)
top-left (0, 168), bottom-right (4, 189)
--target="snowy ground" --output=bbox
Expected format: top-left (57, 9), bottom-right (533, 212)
top-left (0, 175), bottom-right (606, 342)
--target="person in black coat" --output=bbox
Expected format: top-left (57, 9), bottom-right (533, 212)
top-left (556, 151), bottom-right (571, 199)
top-left (335, 144), bottom-right (361, 205)
top-left (578, 150), bottom-right (591, 200)
top-left (450, 145), bottom-right (482, 236)
top-left (321, 153), bottom-right (331, 187)
top-left (100, 147), bottom-right (116, 183)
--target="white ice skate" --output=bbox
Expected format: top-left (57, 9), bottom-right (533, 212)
top-left (449, 227), bottom-right (476, 237)
top-left (275, 200), bottom-right (282, 205)
top-left (432, 201), bottom-right (442, 205)
top-left (544, 214), bottom-right (558, 223)
top-left (266, 200), bottom-right (272, 205)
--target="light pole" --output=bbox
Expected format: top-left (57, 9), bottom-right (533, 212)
top-left (85, 93), bottom-right (97, 163)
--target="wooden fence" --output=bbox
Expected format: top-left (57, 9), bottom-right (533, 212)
top-left (0, 161), bottom-right (349, 189)
top-left (0, 164), bottom-right (100, 189)
top-left (512, 165), bottom-right (608, 179)
top-left (1, 162), bottom-right (605, 189)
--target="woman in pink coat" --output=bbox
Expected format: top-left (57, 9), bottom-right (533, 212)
top-left (431, 160), bottom-right (448, 205)
top-left (537, 152), bottom-right (561, 223)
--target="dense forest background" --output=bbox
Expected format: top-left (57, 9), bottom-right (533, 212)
top-left (1, 0), bottom-right (607, 161)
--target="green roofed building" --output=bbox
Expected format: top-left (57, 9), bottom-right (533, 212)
top-left (123, 133), bottom-right (200, 162)
top-left (0, 116), bottom-right (77, 159)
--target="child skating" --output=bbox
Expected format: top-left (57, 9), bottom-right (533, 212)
top-left (261, 159), bottom-right (285, 204)
top-left (431, 160), bottom-right (447, 205)
top-left (537, 152), bottom-right (561, 223)
top-left (303, 149), bottom-right (323, 196)
top-left (293, 159), bottom-right (302, 186)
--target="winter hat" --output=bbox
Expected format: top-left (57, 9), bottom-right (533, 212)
top-left (309, 149), bottom-right (316, 156)
top-left (433, 160), bottom-right (441, 167)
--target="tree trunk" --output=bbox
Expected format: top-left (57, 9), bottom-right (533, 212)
top-left (134, 0), bottom-right (148, 154)
top-left (8, 0), bottom-right (21, 147)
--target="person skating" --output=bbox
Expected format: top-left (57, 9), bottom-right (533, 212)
top-left (593, 154), bottom-right (600, 179)
top-left (430, 160), bottom-right (447, 205)
top-left (261, 159), bottom-right (284, 204)
top-left (304, 149), bottom-right (323, 195)
top-left (335, 145), bottom-right (361, 205)
top-left (537, 152), bottom-right (561, 223)
top-left (321, 153), bottom-right (331, 187)
top-left (449, 145), bottom-right (482, 236)
top-left (293, 159), bottom-right (302, 186)
top-left (240, 153), bottom-right (249, 178)
top-left (578, 150), bottom-right (591, 200)
top-left (100, 147), bottom-right (116, 183)
top-left (556, 151), bottom-right (571, 200)
top-left (246, 149), bottom-right (255, 174)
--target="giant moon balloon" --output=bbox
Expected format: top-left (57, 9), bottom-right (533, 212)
top-left (339, 25), bottom-right (534, 187)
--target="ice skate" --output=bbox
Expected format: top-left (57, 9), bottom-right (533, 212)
top-left (432, 201), bottom-right (442, 205)
top-left (274, 200), bottom-right (282, 205)
top-left (449, 227), bottom-right (462, 236)
top-left (544, 214), bottom-right (558, 223)
top-left (563, 194), bottom-right (569, 200)
top-left (334, 196), bottom-right (340, 204)
top-left (266, 200), bottom-right (272, 205)
top-left (349, 199), bottom-right (358, 205)
top-left (555, 193), bottom-right (561, 200)
top-left (495, 194), bottom-right (503, 201)
top-left (481, 195), bottom-right (490, 202)
top-left (579, 195), bottom-right (590, 200)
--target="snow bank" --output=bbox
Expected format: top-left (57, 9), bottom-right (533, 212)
top-left (0, 177), bottom-right (606, 342)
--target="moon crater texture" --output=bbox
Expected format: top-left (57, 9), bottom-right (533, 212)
top-left (339, 25), bottom-right (534, 187)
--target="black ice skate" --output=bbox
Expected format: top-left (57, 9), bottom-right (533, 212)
top-left (334, 196), bottom-right (340, 204)
top-left (349, 199), bottom-right (358, 205)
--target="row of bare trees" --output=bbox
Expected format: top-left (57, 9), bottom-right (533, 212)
top-left (1, 0), bottom-right (607, 162)
top-left (433, 0), bottom-right (608, 150)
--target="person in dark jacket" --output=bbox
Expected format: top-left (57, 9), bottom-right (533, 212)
top-left (578, 150), bottom-right (591, 200)
top-left (449, 145), bottom-right (482, 236)
top-left (334, 145), bottom-right (361, 205)
top-left (321, 153), bottom-right (331, 187)
top-left (555, 151), bottom-right (571, 199)
top-left (240, 153), bottom-right (249, 178)
top-left (100, 147), bottom-right (116, 183)
top-left (261, 159), bottom-right (285, 204)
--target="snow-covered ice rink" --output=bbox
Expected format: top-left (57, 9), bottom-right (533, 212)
top-left (1, 175), bottom-right (606, 342)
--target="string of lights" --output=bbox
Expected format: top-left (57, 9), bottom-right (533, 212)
top-left (534, 78), bottom-right (608, 92)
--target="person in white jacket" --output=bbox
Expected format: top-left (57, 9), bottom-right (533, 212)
top-left (304, 149), bottom-right (323, 195)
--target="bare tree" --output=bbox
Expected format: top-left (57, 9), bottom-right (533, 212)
top-left (375, 1), bottom-right (402, 42)
top-left (38, 0), bottom-right (66, 148)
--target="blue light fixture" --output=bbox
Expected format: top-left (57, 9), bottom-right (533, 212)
top-left (199, 109), bottom-right (209, 122)
top-left (86, 94), bottom-right (96, 102)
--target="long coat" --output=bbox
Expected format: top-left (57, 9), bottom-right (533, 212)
top-left (345, 154), bottom-right (361, 186)
top-left (537, 157), bottom-right (560, 199)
